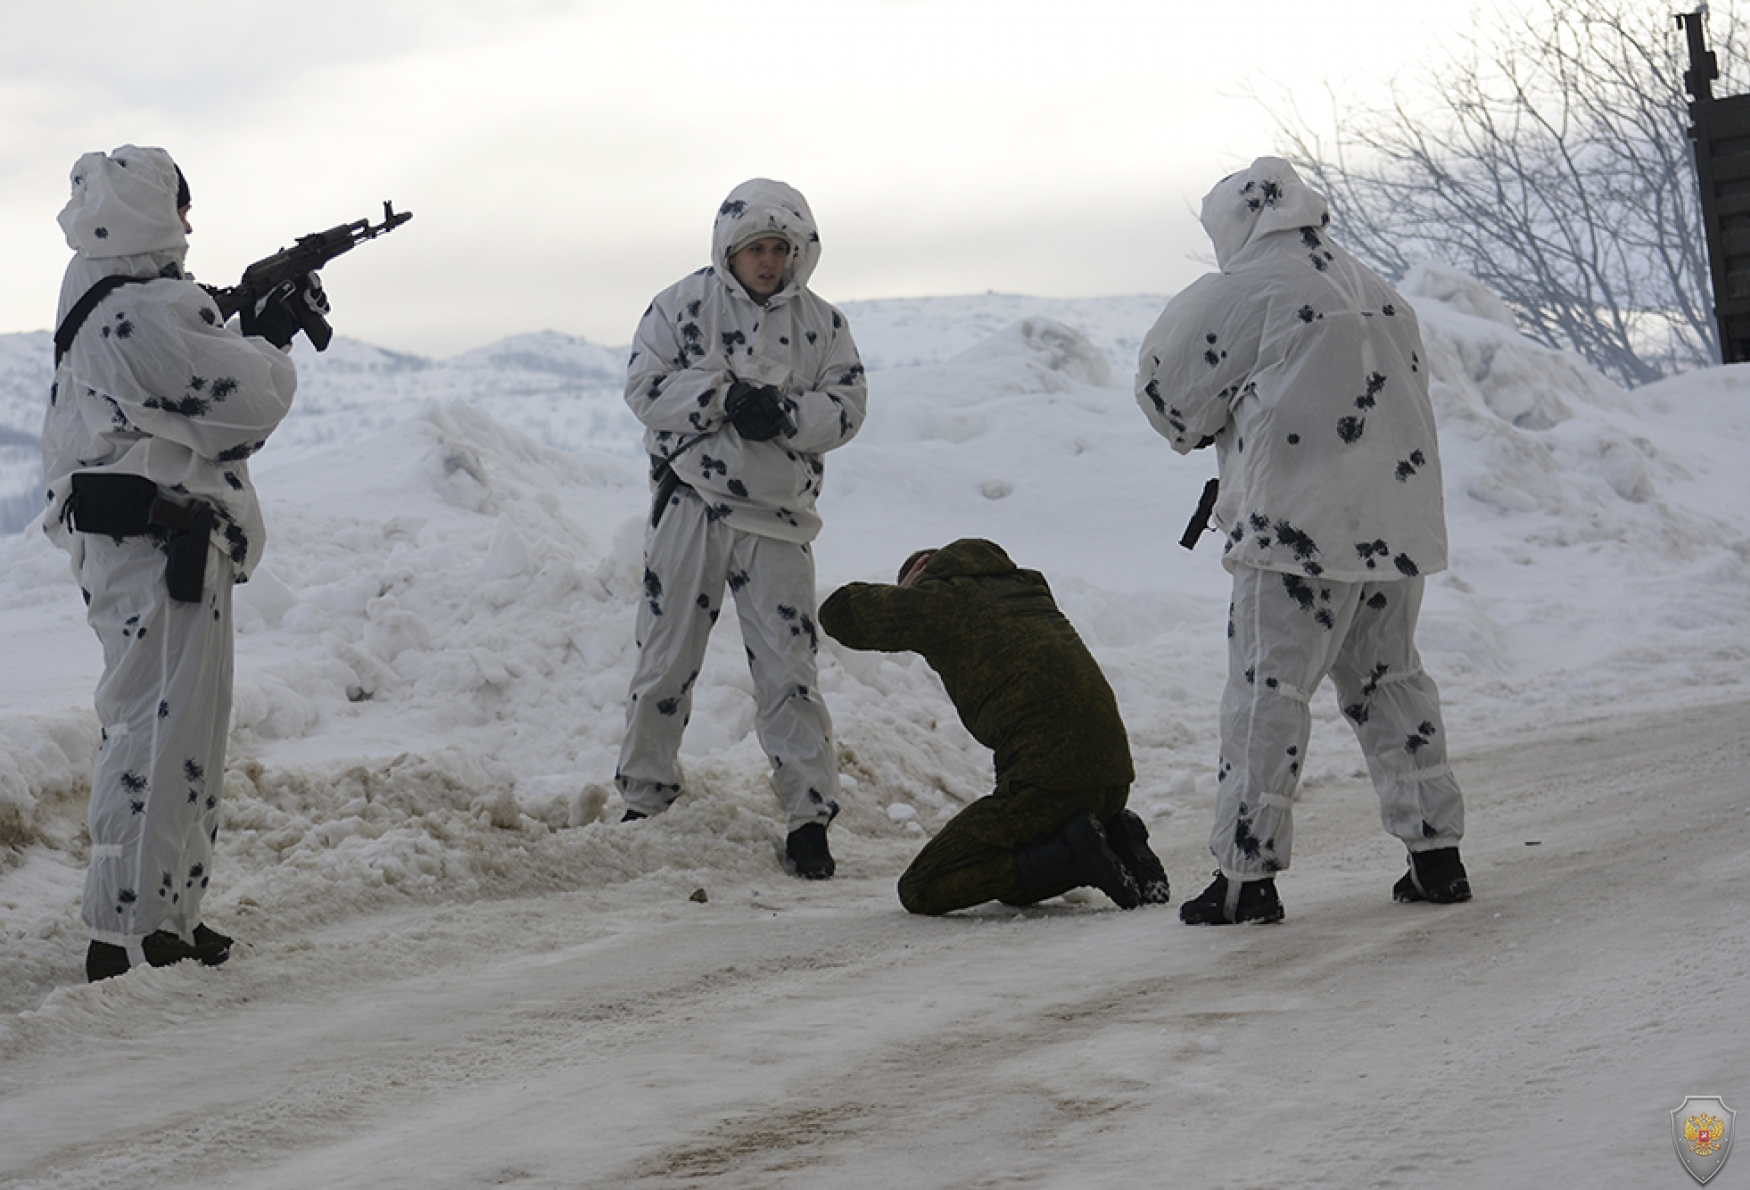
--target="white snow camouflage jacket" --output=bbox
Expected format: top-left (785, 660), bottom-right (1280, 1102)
top-left (1135, 157), bottom-right (1448, 583)
top-left (625, 178), bottom-right (867, 544)
top-left (43, 145), bottom-right (297, 580)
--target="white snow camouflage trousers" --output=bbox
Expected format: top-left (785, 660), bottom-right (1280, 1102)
top-left (616, 493), bottom-right (841, 831)
top-left (1212, 565), bottom-right (1464, 879)
top-left (81, 535), bottom-right (234, 957)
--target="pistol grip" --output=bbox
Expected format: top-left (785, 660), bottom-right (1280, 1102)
top-left (298, 306), bottom-right (334, 352)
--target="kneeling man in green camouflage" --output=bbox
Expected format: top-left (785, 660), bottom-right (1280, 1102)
top-left (818, 538), bottom-right (1170, 914)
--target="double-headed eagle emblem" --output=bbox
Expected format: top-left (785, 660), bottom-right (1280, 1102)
top-left (1684, 1113), bottom-right (1726, 1157)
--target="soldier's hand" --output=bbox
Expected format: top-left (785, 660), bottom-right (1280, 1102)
top-left (241, 280), bottom-right (301, 348)
top-left (240, 273), bottom-right (328, 349)
top-left (725, 380), bottom-right (789, 442)
top-left (299, 272), bottom-right (330, 318)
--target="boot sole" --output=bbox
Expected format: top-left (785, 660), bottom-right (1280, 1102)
top-left (1393, 876), bottom-right (1472, 904)
top-left (1180, 903), bottom-right (1285, 925)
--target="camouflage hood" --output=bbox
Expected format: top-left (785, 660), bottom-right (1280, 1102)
top-left (910, 538), bottom-right (1019, 586)
top-left (58, 145), bottom-right (188, 263)
top-left (1199, 156), bottom-right (1330, 271)
top-left (710, 178), bottom-right (821, 306)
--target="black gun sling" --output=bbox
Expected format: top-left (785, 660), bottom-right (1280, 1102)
top-left (53, 275), bottom-right (149, 368)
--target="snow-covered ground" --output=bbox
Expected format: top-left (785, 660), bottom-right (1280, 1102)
top-left (1, 273), bottom-right (1747, 1187)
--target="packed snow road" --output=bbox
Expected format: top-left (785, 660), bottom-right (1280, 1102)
top-left (2, 696), bottom-right (1746, 1189)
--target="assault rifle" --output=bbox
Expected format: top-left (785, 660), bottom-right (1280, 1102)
top-left (204, 201), bottom-right (412, 351)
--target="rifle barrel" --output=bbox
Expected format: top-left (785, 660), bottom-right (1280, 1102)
top-left (207, 202), bottom-right (412, 322)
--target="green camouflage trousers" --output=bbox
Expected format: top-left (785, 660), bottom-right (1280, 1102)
top-left (897, 780), bottom-right (1129, 915)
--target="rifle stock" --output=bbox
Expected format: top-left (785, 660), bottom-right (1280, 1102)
top-left (206, 201), bottom-right (412, 351)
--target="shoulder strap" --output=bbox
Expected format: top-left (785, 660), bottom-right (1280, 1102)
top-left (53, 275), bottom-right (150, 368)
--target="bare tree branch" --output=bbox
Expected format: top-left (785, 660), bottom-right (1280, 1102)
top-left (1257, 0), bottom-right (1748, 386)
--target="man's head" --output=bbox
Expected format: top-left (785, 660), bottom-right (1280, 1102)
top-left (728, 232), bottom-right (792, 303)
top-left (58, 144), bottom-right (189, 260)
top-left (897, 549), bottom-right (935, 588)
top-left (712, 178), bottom-right (819, 301)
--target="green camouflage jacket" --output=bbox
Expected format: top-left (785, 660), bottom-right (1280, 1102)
top-left (818, 538), bottom-right (1133, 793)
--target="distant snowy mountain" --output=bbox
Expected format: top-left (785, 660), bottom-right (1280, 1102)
top-left (0, 321), bottom-right (638, 536)
top-left (0, 295), bottom-right (1170, 535)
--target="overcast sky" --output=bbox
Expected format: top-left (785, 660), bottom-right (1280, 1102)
top-left (3, 0), bottom-right (1491, 359)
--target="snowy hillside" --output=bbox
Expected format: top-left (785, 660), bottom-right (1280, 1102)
top-left (0, 325), bottom-right (637, 535)
top-left (0, 293), bottom-right (1177, 534)
top-left (2, 280), bottom-right (1748, 1188)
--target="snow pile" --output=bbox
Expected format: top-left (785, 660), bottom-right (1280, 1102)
top-left (0, 330), bottom-right (52, 533)
top-left (1, 275), bottom-right (1748, 1028)
top-left (1403, 266), bottom-right (1750, 693)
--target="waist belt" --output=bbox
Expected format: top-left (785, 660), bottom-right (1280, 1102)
top-left (70, 472), bottom-right (203, 535)
top-left (69, 472), bottom-right (214, 602)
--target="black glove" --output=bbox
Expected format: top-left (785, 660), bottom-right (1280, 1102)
top-left (240, 272), bottom-right (329, 349)
top-left (725, 379), bottom-right (790, 442)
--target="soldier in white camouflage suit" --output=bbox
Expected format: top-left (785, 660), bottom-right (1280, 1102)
top-left (616, 179), bottom-right (867, 878)
top-left (1136, 158), bottom-right (1470, 924)
top-left (44, 146), bottom-right (309, 978)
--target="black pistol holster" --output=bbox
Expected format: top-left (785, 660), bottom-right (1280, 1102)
top-left (69, 472), bottom-right (214, 603)
top-left (649, 456), bottom-right (690, 529)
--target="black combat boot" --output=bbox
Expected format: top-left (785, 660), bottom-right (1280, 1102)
top-left (1014, 812), bottom-right (1141, 909)
top-left (87, 928), bottom-right (232, 983)
top-left (786, 822), bottom-right (835, 879)
top-left (192, 923), bottom-right (234, 958)
top-left (1103, 809), bottom-right (1171, 905)
top-left (85, 941), bottom-right (130, 982)
top-left (1179, 871), bottom-right (1284, 925)
top-left (1392, 847), bottom-right (1471, 904)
